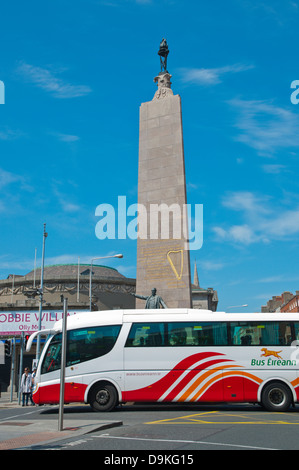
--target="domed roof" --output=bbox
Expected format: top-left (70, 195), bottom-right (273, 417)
top-left (24, 264), bottom-right (126, 281)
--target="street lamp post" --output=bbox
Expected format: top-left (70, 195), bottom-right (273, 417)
top-left (36, 223), bottom-right (48, 362)
top-left (89, 254), bottom-right (123, 311)
top-left (226, 304), bottom-right (248, 311)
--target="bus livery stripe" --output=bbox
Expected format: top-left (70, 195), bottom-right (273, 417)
top-left (124, 353), bottom-right (264, 404)
top-left (180, 364), bottom-right (242, 402)
top-left (162, 359), bottom-right (234, 402)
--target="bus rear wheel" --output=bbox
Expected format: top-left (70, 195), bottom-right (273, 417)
top-left (89, 383), bottom-right (118, 412)
top-left (261, 381), bottom-right (292, 412)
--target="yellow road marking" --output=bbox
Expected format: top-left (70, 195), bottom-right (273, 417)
top-left (146, 411), bottom-right (218, 424)
top-left (146, 411), bottom-right (299, 425)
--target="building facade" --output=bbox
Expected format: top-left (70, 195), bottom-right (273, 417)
top-left (261, 292), bottom-right (294, 312)
top-left (0, 264), bottom-right (136, 316)
top-left (280, 292), bottom-right (299, 313)
top-left (191, 262), bottom-right (218, 311)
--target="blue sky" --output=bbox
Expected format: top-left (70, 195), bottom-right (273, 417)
top-left (0, 0), bottom-right (299, 312)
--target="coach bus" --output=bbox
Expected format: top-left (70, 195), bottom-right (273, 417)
top-left (26, 309), bottom-right (299, 412)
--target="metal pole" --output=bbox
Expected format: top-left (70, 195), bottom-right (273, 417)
top-left (33, 248), bottom-right (37, 288)
top-left (58, 298), bottom-right (68, 431)
top-left (77, 257), bottom-right (80, 303)
top-left (18, 332), bottom-right (24, 405)
top-left (36, 223), bottom-right (48, 362)
top-left (89, 261), bottom-right (93, 311)
top-left (88, 255), bottom-right (123, 312)
top-left (10, 338), bottom-right (15, 402)
top-left (11, 274), bottom-right (15, 303)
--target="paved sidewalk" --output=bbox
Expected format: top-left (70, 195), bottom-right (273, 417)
top-left (0, 399), bottom-right (122, 450)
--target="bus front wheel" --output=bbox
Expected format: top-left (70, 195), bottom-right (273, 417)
top-left (89, 383), bottom-right (118, 412)
top-left (261, 381), bottom-right (292, 412)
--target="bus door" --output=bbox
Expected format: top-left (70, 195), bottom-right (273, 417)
top-left (38, 332), bottom-right (83, 404)
top-left (222, 370), bottom-right (244, 402)
top-left (292, 322), bottom-right (299, 402)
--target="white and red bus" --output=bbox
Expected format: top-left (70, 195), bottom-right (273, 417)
top-left (26, 309), bottom-right (299, 412)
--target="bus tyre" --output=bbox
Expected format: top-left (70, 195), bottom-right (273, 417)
top-left (89, 383), bottom-right (118, 412)
top-left (261, 382), bottom-right (292, 412)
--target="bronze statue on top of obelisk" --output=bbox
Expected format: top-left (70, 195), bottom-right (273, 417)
top-left (158, 38), bottom-right (169, 74)
top-left (135, 39), bottom-right (192, 309)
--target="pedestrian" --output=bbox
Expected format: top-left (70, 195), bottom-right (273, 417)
top-left (30, 367), bottom-right (37, 405)
top-left (20, 367), bottom-right (32, 406)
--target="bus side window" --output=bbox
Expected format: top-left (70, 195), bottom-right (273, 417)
top-left (230, 322), bottom-right (293, 346)
top-left (41, 334), bottom-right (62, 374)
top-left (293, 323), bottom-right (299, 342)
top-left (167, 322), bottom-right (228, 346)
top-left (41, 325), bottom-right (122, 374)
top-left (168, 323), bottom-right (188, 346)
top-left (125, 323), bottom-right (165, 347)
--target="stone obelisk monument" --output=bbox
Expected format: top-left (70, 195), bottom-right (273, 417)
top-left (135, 39), bottom-right (192, 309)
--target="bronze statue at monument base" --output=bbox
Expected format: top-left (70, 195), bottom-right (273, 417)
top-left (132, 288), bottom-right (167, 309)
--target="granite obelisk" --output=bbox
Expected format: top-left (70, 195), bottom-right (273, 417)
top-left (135, 40), bottom-right (192, 309)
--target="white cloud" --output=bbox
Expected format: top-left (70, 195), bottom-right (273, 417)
top-left (221, 191), bottom-right (270, 215)
top-left (46, 254), bottom-right (84, 265)
top-left (228, 99), bottom-right (299, 156)
top-left (0, 255), bottom-right (38, 273)
top-left (17, 62), bottom-right (92, 99)
top-left (179, 63), bottom-right (254, 85)
top-left (187, 182), bottom-right (198, 190)
top-left (0, 128), bottom-right (24, 140)
top-left (262, 208), bottom-right (299, 237)
top-left (62, 202), bottom-right (82, 213)
top-left (213, 190), bottom-right (299, 245)
top-left (45, 254), bottom-right (126, 268)
top-left (262, 164), bottom-right (287, 174)
top-left (0, 168), bottom-right (22, 188)
top-left (213, 224), bottom-right (260, 245)
top-left (99, 0), bottom-right (152, 4)
top-left (0, 168), bottom-right (34, 214)
top-left (53, 188), bottom-right (82, 213)
top-left (227, 224), bottom-right (257, 244)
top-left (0, 167), bottom-right (33, 192)
top-left (255, 275), bottom-right (284, 283)
top-left (50, 183), bottom-right (82, 214)
top-left (0, 201), bottom-right (6, 213)
top-left (56, 133), bottom-right (80, 142)
top-left (199, 260), bottom-right (225, 271)
top-left (254, 293), bottom-right (277, 301)
top-left (255, 274), bottom-right (299, 283)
